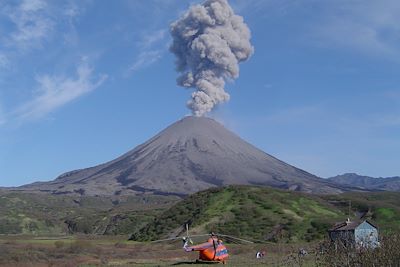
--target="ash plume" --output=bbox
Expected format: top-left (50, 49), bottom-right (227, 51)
top-left (170, 0), bottom-right (254, 117)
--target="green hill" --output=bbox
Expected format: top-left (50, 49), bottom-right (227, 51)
top-left (324, 191), bottom-right (400, 231)
top-left (2, 186), bottom-right (400, 242)
top-left (0, 192), bottom-right (179, 235)
top-left (131, 185), bottom-right (400, 243)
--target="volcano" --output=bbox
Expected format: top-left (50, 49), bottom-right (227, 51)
top-left (19, 116), bottom-right (346, 195)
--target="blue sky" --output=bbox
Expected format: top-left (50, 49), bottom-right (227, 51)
top-left (0, 0), bottom-right (399, 187)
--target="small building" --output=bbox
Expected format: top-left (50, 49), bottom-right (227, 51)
top-left (328, 219), bottom-right (379, 249)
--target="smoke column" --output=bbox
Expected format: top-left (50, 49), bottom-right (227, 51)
top-left (170, 0), bottom-right (254, 117)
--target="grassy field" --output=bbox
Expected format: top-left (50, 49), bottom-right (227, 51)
top-left (0, 235), bottom-right (317, 267)
top-left (2, 234), bottom-right (400, 266)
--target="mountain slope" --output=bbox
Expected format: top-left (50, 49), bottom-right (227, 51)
top-left (131, 185), bottom-right (400, 242)
top-left (3, 186), bottom-right (400, 238)
top-left (132, 185), bottom-right (344, 242)
top-left (0, 191), bottom-right (178, 235)
top-left (18, 116), bottom-right (347, 195)
top-left (328, 173), bottom-right (400, 192)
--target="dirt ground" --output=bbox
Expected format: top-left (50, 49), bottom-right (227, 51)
top-left (0, 236), bottom-right (316, 267)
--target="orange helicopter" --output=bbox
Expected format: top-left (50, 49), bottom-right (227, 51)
top-left (183, 232), bottom-right (228, 263)
top-left (153, 224), bottom-right (253, 264)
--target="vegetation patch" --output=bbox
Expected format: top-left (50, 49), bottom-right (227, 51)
top-left (132, 185), bottom-right (347, 242)
top-left (0, 191), bottom-right (179, 235)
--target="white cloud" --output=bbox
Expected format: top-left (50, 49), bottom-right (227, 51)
top-left (62, 2), bottom-right (85, 46)
top-left (127, 29), bottom-right (168, 74)
top-left (14, 61), bottom-right (107, 121)
top-left (139, 29), bottom-right (167, 49)
top-left (64, 3), bottom-right (80, 18)
top-left (0, 0), bottom-right (85, 56)
top-left (129, 50), bottom-right (163, 72)
top-left (20, 0), bottom-right (46, 12)
top-left (6, 0), bottom-right (53, 50)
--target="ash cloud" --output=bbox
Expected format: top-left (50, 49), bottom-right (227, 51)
top-left (170, 0), bottom-right (254, 117)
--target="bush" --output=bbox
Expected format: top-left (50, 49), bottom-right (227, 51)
top-left (314, 233), bottom-right (400, 266)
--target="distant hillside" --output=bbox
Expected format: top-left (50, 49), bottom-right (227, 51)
top-left (0, 191), bottom-right (178, 235)
top-left (17, 116), bottom-right (347, 196)
top-left (323, 190), bottom-right (400, 232)
top-left (2, 186), bottom-right (400, 241)
top-left (328, 173), bottom-right (400, 192)
top-left (131, 185), bottom-right (400, 243)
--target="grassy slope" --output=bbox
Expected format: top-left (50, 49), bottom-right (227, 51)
top-left (132, 186), bottom-right (343, 242)
top-left (132, 186), bottom-right (400, 242)
top-left (0, 192), bottom-right (179, 235)
top-left (2, 186), bottom-right (400, 242)
top-left (323, 191), bottom-right (400, 232)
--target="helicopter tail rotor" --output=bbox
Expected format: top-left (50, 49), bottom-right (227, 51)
top-left (182, 223), bottom-right (193, 249)
top-left (186, 224), bottom-right (193, 244)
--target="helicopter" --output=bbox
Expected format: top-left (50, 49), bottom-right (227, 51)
top-left (183, 231), bottom-right (228, 263)
top-left (152, 224), bottom-right (254, 264)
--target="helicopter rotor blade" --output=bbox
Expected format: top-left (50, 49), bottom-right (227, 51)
top-left (150, 237), bottom-right (185, 243)
top-left (150, 233), bottom-right (257, 244)
top-left (215, 234), bottom-right (254, 244)
top-left (149, 223), bottom-right (260, 245)
top-left (150, 233), bottom-right (213, 243)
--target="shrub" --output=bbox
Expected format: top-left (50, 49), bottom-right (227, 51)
top-left (314, 233), bottom-right (400, 266)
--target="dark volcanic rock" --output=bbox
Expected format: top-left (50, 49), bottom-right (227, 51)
top-left (18, 116), bottom-right (347, 195)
